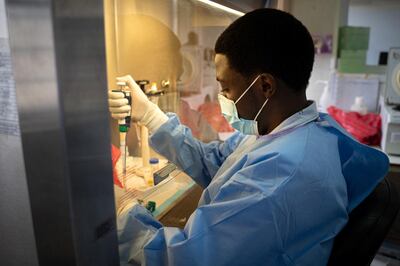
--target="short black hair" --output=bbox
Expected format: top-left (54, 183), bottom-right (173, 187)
top-left (215, 8), bottom-right (314, 91)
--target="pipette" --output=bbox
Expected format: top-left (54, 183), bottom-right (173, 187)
top-left (113, 81), bottom-right (131, 187)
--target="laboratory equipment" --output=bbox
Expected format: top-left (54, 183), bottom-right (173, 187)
top-left (381, 103), bottom-right (400, 155)
top-left (1, 1), bottom-right (119, 264)
top-left (153, 163), bottom-right (177, 185)
top-left (128, 80), bottom-right (151, 176)
top-left (145, 201), bottom-right (156, 213)
top-left (113, 81), bottom-right (132, 187)
top-left (143, 166), bottom-right (154, 186)
top-left (117, 80), bottom-right (165, 187)
top-left (329, 72), bottom-right (380, 112)
top-left (381, 47), bottom-right (400, 155)
top-left (384, 48), bottom-right (400, 105)
top-left (149, 158), bottom-right (160, 172)
top-left (137, 80), bottom-right (150, 92)
top-left (316, 80), bottom-right (330, 112)
top-left (350, 96), bottom-right (368, 115)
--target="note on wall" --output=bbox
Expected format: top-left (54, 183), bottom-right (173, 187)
top-left (0, 38), bottom-right (20, 136)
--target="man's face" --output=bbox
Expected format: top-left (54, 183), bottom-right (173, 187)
top-left (215, 54), bottom-right (262, 120)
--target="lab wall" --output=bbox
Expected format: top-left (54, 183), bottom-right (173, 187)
top-left (289, 0), bottom-right (348, 104)
top-left (348, 0), bottom-right (400, 65)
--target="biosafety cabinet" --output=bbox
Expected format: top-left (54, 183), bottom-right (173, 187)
top-left (0, 0), bottom-right (247, 265)
top-left (104, 0), bottom-right (242, 214)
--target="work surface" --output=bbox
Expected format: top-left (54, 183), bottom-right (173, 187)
top-left (114, 169), bottom-right (200, 226)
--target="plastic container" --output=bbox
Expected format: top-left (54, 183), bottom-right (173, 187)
top-left (143, 167), bottom-right (154, 186)
top-left (317, 80), bottom-right (330, 112)
top-left (149, 158), bottom-right (160, 172)
top-left (350, 96), bottom-right (368, 115)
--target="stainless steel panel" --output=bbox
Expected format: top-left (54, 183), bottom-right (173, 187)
top-left (5, 0), bottom-right (119, 265)
top-left (0, 137), bottom-right (39, 266)
top-left (52, 1), bottom-right (120, 263)
top-left (0, 0), bottom-right (39, 264)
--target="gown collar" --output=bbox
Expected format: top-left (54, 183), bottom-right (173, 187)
top-left (259, 101), bottom-right (319, 139)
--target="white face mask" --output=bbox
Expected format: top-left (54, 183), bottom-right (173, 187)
top-left (218, 75), bottom-right (269, 135)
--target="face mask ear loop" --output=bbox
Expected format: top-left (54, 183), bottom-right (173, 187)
top-left (254, 98), bottom-right (269, 121)
top-left (234, 75), bottom-right (261, 104)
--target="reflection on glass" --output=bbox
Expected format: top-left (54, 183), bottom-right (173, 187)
top-left (104, 0), bottom-right (240, 161)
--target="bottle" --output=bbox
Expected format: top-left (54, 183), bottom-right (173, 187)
top-left (317, 80), bottom-right (330, 113)
top-left (350, 96), bottom-right (368, 115)
top-left (143, 166), bottom-right (154, 186)
top-left (149, 158), bottom-right (160, 173)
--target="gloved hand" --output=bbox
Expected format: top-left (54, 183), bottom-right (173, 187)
top-left (108, 75), bottom-right (169, 133)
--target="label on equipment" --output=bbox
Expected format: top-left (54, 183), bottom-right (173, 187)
top-left (0, 38), bottom-right (19, 136)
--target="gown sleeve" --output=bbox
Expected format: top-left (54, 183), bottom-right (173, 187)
top-left (149, 113), bottom-right (244, 188)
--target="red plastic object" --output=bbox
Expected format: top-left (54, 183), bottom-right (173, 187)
top-left (327, 106), bottom-right (382, 146)
top-left (111, 144), bottom-right (123, 188)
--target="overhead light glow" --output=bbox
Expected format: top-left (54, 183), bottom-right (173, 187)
top-left (195, 0), bottom-right (245, 16)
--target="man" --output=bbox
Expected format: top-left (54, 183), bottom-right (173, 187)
top-left (110, 8), bottom-right (389, 266)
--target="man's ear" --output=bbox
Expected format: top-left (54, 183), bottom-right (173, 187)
top-left (260, 73), bottom-right (277, 98)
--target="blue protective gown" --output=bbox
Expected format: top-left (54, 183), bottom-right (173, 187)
top-left (118, 102), bottom-right (389, 266)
